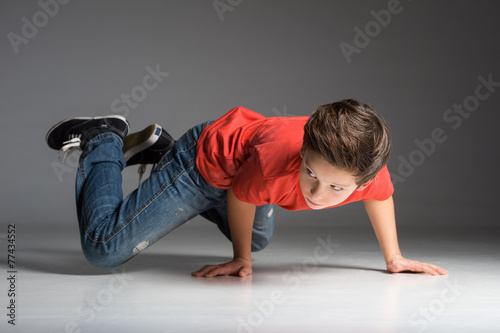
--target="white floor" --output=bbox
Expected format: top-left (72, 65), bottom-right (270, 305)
top-left (1, 218), bottom-right (499, 333)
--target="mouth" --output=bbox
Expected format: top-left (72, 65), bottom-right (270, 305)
top-left (306, 198), bottom-right (322, 207)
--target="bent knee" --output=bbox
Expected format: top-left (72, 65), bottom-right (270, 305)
top-left (251, 233), bottom-right (273, 252)
top-left (251, 206), bottom-right (275, 252)
top-left (81, 243), bottom-right (131, 269)
top-left (83, 251), bottom-right (124, 269)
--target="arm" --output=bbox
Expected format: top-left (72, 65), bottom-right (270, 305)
top-left (191, 183), bottom-right (256, 278)
top-left (227, 184), bottom-right (256, 273)
top-left (364, 196), bottom-right (448, 275)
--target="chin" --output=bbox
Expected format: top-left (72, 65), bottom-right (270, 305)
top-left (308, 205), bottom-right (324, 210)
top-left (305, 197), bottom-right (326, 210)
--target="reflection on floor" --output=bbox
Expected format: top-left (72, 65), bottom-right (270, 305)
top-left (2, 219), bottom-right (499, 333)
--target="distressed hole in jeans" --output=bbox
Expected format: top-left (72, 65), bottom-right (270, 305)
top-left (267, 208), bottom-right (273, 217)
top-left (133, 240), bottom-right (150, 254)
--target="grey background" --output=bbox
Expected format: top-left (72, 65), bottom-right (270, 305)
top-left (1, 0), bottom-right (499, 231)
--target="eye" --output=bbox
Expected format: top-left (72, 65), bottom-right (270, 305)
top-left (306, 168), bottom-right (316, 178)
top-left (331, 185), bottom-right (343, 191)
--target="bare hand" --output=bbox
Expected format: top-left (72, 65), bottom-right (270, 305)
top-left (191, 257), bottom-right (252, 278)
top-left (386, 255), bottom-right (448, 276)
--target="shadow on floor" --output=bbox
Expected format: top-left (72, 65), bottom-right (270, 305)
top-left (256, 263), bottom-right (389, 275)
top-left (16, 248), bottom-right (231, 276)
top-left (13, 248), bottom-right (392, 277)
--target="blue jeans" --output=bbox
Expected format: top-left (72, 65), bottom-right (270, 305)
top-left (75, 122), bottom-right (275, 268)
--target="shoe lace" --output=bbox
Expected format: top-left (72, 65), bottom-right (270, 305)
top-left (137, 163), bottom-right (157, 185)
top-left (138, 164), bottom-right (147, 184)
top-left (57, 134), bottom-right (82, 161)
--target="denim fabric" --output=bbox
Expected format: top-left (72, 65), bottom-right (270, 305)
top-left (75, 122), bottom-right (275, 268)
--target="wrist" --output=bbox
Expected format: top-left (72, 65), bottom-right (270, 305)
top-left (234, 256), bottom-right (252, 265)
top-left (385, 253), bottom-right (403, 264)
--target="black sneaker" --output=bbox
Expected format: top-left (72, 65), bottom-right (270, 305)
top-left (46, 115), bottom-right (130, 152)
top-left (122, 124), bottom-right (174, 183)
top-left (122, 124), bottom-right (174, 166)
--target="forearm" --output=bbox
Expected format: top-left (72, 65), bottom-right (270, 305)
top-left (226, 185), bottom-right (256, 262)
top-left (190, 185), bottom-right (256, 278)
top-left (363, 196), bottom-right (402, 263)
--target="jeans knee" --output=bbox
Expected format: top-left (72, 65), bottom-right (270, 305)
top-left (82, 243), bottom-right (126, 269)
top-left (251, 231), bottom-right (273, 252)
top-left (251, 242), bottom-right (267, 252)
top-left (251, 206), bottom-right (275, 252)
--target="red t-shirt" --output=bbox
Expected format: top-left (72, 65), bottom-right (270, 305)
top-left (196, 107), bottom-right (394, 211)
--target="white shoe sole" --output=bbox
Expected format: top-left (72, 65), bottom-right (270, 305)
top-left (122, 124), bottom-right (161, 162)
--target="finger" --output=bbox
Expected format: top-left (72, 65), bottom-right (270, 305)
top-left (422, 265), bottom-right (439, 276)
top-left (437, 267), bottom-right (449, 275)
top-left (415, 262), bottom-right (441, 276)
top-left (191, 265), bottom-right (218, 277)
top-left (204, 268), bottom-right (225, 278)
top-left (238, 266), bottom-right (252, 278)
top-left (405, 261), bottom-right (431, 274)
top-left (392, 260), bottom-right (431, 274)
top-left (191, 265), bottom-right (214, 276)
top-left (204, 265), bottom-right (234, 278)
top-left (428, 263), bottom-right (449, 275)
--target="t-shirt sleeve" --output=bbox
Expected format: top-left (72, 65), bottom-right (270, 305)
top-left (196, 106), bottom-right (265, 189)
top-left (360, 165), bottom-right (394, 201)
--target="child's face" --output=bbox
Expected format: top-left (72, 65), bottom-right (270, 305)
top-left (299, 148), bottom-right (361, 210)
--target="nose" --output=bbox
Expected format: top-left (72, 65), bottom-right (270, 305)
top-left (310, 183), bottom-right (325, 201)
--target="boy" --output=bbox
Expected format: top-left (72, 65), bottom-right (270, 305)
top-left (46, 99), bottom-right (448, 277)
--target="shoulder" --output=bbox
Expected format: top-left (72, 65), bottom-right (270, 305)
top-left (361, 166), bottom-right (394, 201)
top-left (248, 116), bottom-right (309, 145)
top-left (219, 106), bottom-right (265, 125)
top-left (249, 117), bottom-right (307, 179)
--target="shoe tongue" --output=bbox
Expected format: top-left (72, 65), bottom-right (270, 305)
top-left (67, 133), bottom-right (82, 140)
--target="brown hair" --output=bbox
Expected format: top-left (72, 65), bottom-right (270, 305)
top-left (302, 99), bottom-right (391, 186)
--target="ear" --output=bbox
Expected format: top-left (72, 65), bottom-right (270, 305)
top-left (300, 145), bottom-right (306, 158)
top-left (356, 179), bottom-right (373, 191)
